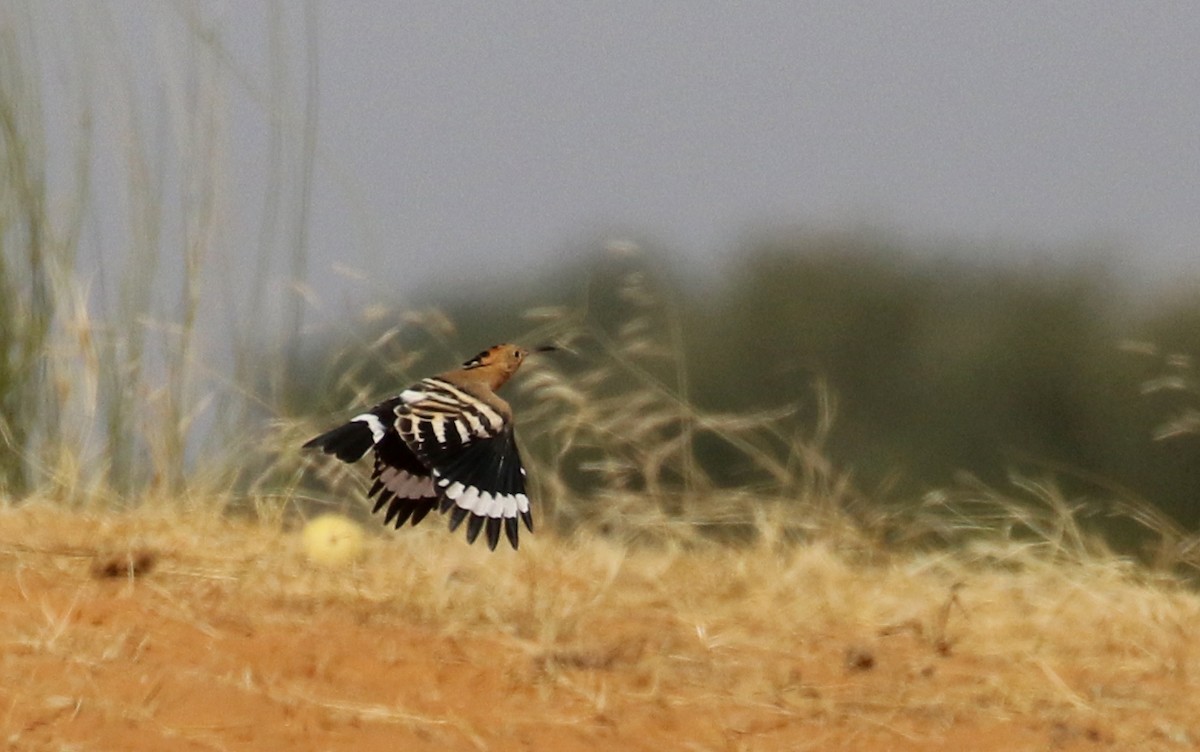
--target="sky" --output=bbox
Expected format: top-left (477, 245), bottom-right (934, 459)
top-left (301, 2), bottom-right (1200, 296)
top-left (22, 2), bottom-right (1200, 321)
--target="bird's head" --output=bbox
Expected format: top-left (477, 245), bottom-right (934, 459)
top-left (460, 343), bottom-right (559, 390)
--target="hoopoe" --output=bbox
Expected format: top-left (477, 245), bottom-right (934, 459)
top-left (303, 344), bottom-right (554, 550)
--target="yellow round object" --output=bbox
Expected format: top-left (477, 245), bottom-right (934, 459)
top-left (302, 514), bottom-right (365, 567)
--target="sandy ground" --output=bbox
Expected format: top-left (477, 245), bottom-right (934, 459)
top-left (2, 504), bottom-right (1199, 751)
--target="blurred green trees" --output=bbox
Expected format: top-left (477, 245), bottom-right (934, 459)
top-left (291, 233), bottom-right (1199, 532)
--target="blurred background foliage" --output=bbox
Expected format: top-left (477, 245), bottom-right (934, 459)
top-left (284, 235), bottom-right (1200, 540)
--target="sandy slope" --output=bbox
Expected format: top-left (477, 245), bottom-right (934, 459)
top-left (2, 504), bottom-right (1198, 750)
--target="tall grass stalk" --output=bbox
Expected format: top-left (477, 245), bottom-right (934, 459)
top-left (1, 12), bottom-right (58, 494)
top-left (0, 3), bottom-right (316, 506)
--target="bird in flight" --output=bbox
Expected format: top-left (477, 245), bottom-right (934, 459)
top-left (303, 343), bottom-right (555, 550)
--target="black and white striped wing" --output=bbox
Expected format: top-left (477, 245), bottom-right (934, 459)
top-left (367, 431), bottom-right (439, 529)
top-left (303, 398), bottom-right (440, 530)
top-left (396, 378), bottom-right (532, 550)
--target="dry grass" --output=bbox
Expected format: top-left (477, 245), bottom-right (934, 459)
top-left (1124, 340), bottom-right (1200, 441)
top-left (3, 501), bottom-right (1199, 750)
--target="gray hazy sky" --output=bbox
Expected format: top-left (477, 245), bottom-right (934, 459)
top-left (300, 2), bottom-right (1200, 297)
top-left (28, 2), bottom-right (1200, 319)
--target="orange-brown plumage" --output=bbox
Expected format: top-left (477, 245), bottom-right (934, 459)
top-left (444, 343), bottom-right (534, 392)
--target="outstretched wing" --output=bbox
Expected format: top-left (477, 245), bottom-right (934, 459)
top-left (396, 378), bottom-right (533, 550)
top-left (303, 398), bottom-right (440, 530)
top-left (367, 431), bottom-right (439, 529)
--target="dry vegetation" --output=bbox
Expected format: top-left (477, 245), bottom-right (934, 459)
top-left (5, 6), bottom-right (1200, 750)
top-left (3, 498), bottom-right (1200, 751)
top-left (5, 132), bottom-right (1200, 749)
top-left (6, 314), bottom-right (1200, 748)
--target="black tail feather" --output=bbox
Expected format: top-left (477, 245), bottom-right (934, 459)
top-left (384, 499), bottom-right (415, 528)
top-left (486, 518), bottom-right (502, 551)
top-left (410, 502), bottom-right (435, 526)
top-left (465, 514), bottom-right (485, 545)
top-left (303, 421), bottom-right (374, 463)
top-left (447, 505), bottom-right (470, 532)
